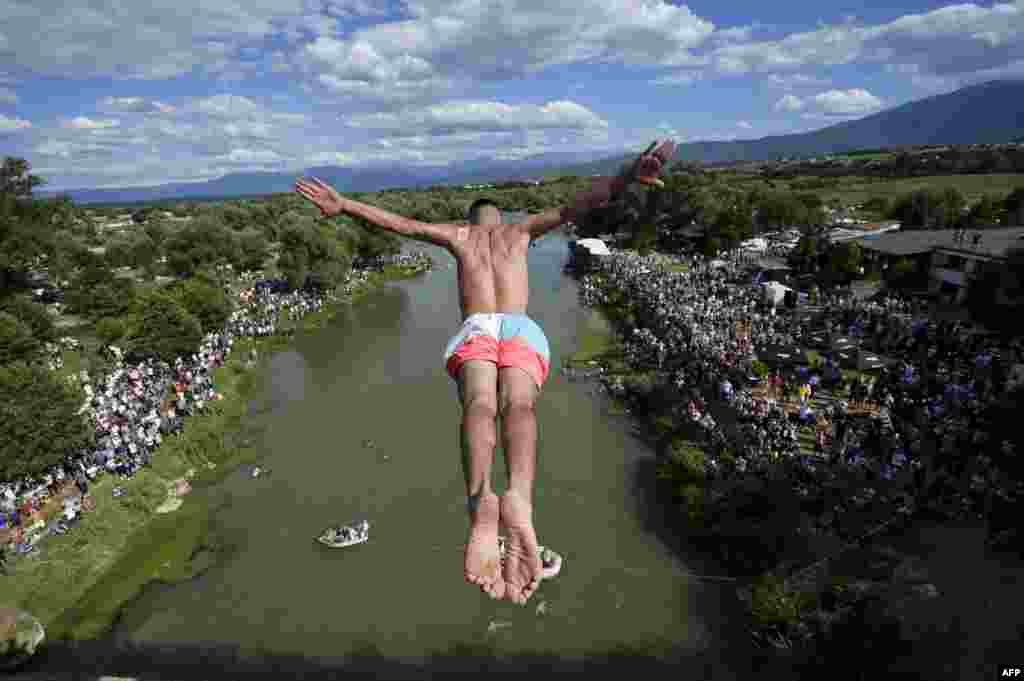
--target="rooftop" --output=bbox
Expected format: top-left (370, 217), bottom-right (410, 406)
top-left (854, 227), bottom-right (1024, 258)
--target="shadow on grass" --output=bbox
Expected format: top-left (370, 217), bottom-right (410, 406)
top-left (17, 637), bottom-right (809, 681)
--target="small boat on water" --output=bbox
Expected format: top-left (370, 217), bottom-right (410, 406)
top-left (317, 520), bottom-right (370, 548)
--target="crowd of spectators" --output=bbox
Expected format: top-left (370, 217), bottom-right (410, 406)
top-left (575, 244), bottom-right (1024, 546)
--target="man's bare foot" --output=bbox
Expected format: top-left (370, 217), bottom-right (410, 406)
top-left (465, 491), bottom-right (505, 600)
top-left (499, 490), bottom-right (542, 605)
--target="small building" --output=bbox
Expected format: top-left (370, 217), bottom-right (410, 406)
top-left (853, 226), bottom-right (1024, 304)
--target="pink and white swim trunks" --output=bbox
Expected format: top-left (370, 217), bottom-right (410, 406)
top-left (443, 312), bottom-right (551, 390)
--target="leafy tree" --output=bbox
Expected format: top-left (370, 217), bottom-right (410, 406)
top-left (1004, 186), bottom-right (1024, 226)
top-left (65, 264), bottom-right (136, 320)
top-left (0, 311), bottom-right (38, 365)
top-left (0, 363), bottom-right (93, 480)
top-left (828, 241), bottom-right (863, 281)
top-left (862, 196), bottom-right (890, 216)
top-left (129, 234), bottom-right (158, 273)
top-left (164, 217), bottom-right (240, 277)
top-left (126, 291), bottom-right (203, 363)
top-left (95, 316), bottom-right (128, 346)
top-left (0, 295), bottom-right (55, 344)
top-left (218, 203), bottom-right (252, 231)
top-left (0, 157), bottom-right (46, 199)
top-left (144, 220), bottom-right (169, 249)
top-left (701, 235), bottom-right (722, 257)
top-left (131, 206), bottom-right (157, 224)
top-left (165, 278), bottom-right (230, 333)
top-left (237, 228), bottom-right (269, 271)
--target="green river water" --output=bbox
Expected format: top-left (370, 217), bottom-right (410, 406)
top-left (107, 225), bottom-right (752, 666)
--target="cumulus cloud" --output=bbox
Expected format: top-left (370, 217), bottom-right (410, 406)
top-left (737, 120), bottom-right (752, 129)
top-left (706, 1), bottom-right (1024, 81)
top-left (0, 113), bottom-right (31, 131)
top-left (99, 96), bottom-right (178, 114)
top-left (0, 87), bottom-right (17, 104)
top-left (812, 88), bottom-right (883, 115)
top-left (774, 94), bottom-right (805, 112)
top-left (218, 148), bottom-right (284, 165)
top-left (345, 99), bottom-right (609, 136)
top-left (62, 117), bottom-right (120, 130)
top-left (297, 0), bottom-right (715, 102)
top-left (0, 0), bottom-right (310, 80)
top-left (192, 94), bottom-right (262, 118)
top-left (652, 71), bottom-right (702, 86)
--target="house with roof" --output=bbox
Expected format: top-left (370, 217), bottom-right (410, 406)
top-left (852, 227), bottom-right (1024, 304)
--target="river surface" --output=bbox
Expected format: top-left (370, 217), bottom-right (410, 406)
top-left (110, 220), bottom-right (747, 664)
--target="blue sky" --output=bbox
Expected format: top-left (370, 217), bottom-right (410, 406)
top-left (1, 0), bottom-right (1022, 192)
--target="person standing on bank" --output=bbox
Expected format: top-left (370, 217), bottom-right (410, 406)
top-left (295, 139), bottom-right (676, 605)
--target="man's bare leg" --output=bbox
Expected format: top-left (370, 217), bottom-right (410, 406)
top-left (497, 366), bottom-right (543, 605)
top-left (458, 360), bottom-right (505, 600)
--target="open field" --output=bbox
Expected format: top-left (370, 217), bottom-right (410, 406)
top-left (820, 173), bottom-right (1024, 204)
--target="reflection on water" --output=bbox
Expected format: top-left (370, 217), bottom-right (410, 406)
top-left (110, 227), bottom-right (747, 662)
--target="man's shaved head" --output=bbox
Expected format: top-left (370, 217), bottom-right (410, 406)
top-left (468, 198), bottom-right (502, 225)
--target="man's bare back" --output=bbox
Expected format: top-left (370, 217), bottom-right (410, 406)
top-left (450, 221), bottom-right (531, 318)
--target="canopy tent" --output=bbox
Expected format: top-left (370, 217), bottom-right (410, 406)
top-left (577, 238), bottom-right (611, 256)
top-left (571, 238), bottom-right (611, 257)
top-left (761, 281), bottom-right (793, 306)
top-left (756, 343), bottom-right (808, 367)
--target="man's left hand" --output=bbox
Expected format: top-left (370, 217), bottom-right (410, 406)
top-left (626, 139), bottom-right (677, 188)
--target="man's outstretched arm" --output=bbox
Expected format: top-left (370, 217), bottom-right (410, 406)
top-left (518, 139), bottom-right (676, 241)
top-left (295, 177), bottom-right (456, 248)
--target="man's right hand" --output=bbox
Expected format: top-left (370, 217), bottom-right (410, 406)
top-left (295, 177), bottom-right (345, 218)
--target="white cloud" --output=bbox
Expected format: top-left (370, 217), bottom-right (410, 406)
top-left (62, 117), bottom-right (120, 130)
top-left (223, 121), bottom-right (273, 139)
top-left (812, 88), bottom-right (883, 115)
top-left (705, 1), bottom-right (1024, 80)
top-left (0, 0), bottom-right (310, 80)
top-left (774, 94), bottom-right (805, 112)
top-left (219, 148), bottom-right (283, 165)
top-left (345, 99), bottom-right (609, 135)
top-left (0, 87), bottom-right (17, 104)
top-left (0, 113), bottom-right (30, 131)
top-left (298, 0), bottom-right (716, 101)
top-left (99, 96), bottom-right (178, 114)
top-left (737, 120), bottom-right (752, 129)
top-left (192, 94), bottom-right (262, 118)
top-left (767, 73), bottom-right (831, 89)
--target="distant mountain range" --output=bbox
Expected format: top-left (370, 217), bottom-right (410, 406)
top-left (38, 79), bottom-right (1024, 205)
top-left (549, 79), bottom-right (1024, 177)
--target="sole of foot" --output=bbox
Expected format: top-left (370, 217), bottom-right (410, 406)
top-left (465, 492), bottom-right (505, 600)
top-left (499, 491), bottom-right (543, 605)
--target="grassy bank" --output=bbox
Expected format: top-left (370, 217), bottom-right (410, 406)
top-left (0, 264), bottom-right (424, 641)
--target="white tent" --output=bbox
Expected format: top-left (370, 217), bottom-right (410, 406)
top-left (761, 281), bottom-right (792, 306)
top-left (574, 238), bottom-right (611, 256)
top-left (709, 259), bottom-right (728, 269)
top-left (740, 237), bottom-right (768, 252)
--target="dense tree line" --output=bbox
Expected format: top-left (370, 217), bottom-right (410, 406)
top-left (763, 144), bottom-right (1024, 180)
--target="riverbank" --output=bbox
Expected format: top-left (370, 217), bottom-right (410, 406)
top-left (0, 262), bottom-right (429, 642)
